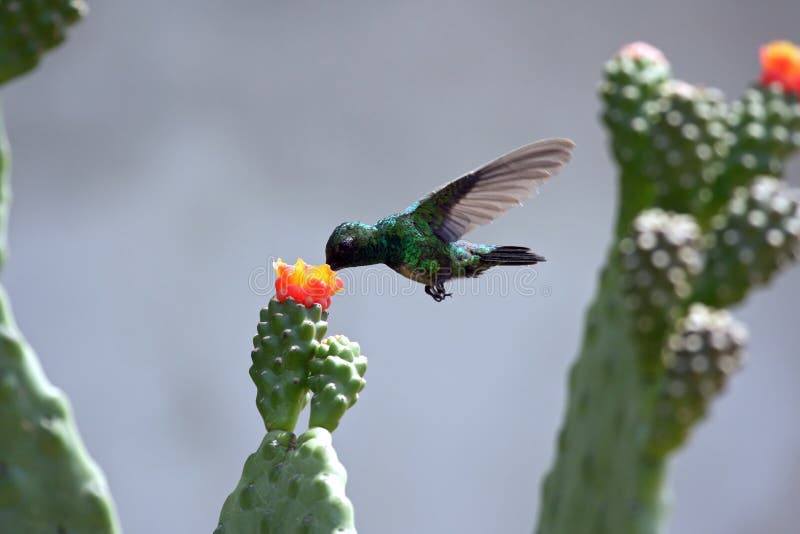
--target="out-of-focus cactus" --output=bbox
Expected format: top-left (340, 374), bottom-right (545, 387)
top-left (217, 259), bottom-right (364, 534)
top-left (0, 281), bottom-right (120, 534)
top-left (0, 0), bottom-right (87, 85)
top-left (0, 5), bottom-right (122, 533)
top-left (537, 41), bottom-right (800, 534)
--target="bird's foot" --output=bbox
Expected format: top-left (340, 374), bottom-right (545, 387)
top-left (424, 284), bottom-right (452, 302)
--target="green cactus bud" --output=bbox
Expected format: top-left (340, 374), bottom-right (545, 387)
top-left (694, 177), bottom-right (800, 307)
top-left (648, 81), bottom-right (730, 225)
top-left (720, 85), bottom-right (800, 196)
top-left (250, 298), bottom-right (329, 432)
top-left (0, 0), bottom-right (87, 85)
top-left (619, 209), bottom-right (703, 365)
top-left (308, 335), bottom-right (367, 432)
top-left (647, 305), bottom-right (746, 455)
top-left (216, 428), bottom-right (356, 534)
top-left (599, 42), bottom-right (672, 235)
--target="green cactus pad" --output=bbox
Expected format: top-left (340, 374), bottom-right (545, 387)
top-left (720, 85), bottom-right (800, 196)
top-left (216, 428), bottom-right (356, 534)
top-left (619, 209), bottom-right (702, 365)
top-left (695, 177), bottom-right (800, 307)
top-left (0, 110), bottom-right (119, 533)
top-left (308, 335), bottom-right (367, 432)
top-left (647, 305), bottom-right (746, 455)
top-left (648, 81), bottom-right (729, 225)
top-left (0, 286), bottom-right (120, 534)
top-left (0, 112), bottom-right (10, 270)
top-left (250, 298), bottom-right (329, 431)
top-left (599, 43), bottom-right (671, 235)
top-left (0, 0), bottom-right (87, 85)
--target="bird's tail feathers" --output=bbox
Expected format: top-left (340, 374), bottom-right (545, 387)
top-left (479, 246), bottom-right (545, 265)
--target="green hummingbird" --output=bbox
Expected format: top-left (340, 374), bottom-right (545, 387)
top-left (325, 138), bottom-right (575, 301)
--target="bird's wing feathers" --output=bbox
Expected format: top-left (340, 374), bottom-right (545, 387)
top-left (411, 138), bottom-right (575, 242)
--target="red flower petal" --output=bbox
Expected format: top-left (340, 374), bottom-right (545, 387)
top-left (759, 40), bottom-right (800, 96)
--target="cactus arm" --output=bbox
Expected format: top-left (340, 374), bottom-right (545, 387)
top-left (308, 335), bottom-right (366, 432)
top-left (599, 43), bottom-right (671, 237)
top-left (718, 86), bottom-right (800, 197)
top-left (693, 177), bottom-right (800, 308)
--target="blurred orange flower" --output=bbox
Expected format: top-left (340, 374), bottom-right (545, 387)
top-left (273, 258), bottom-right (344, 310)
top-left (760, 40), bottom-right (800, 96)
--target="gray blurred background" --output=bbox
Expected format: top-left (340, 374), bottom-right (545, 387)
top-left (3, 1), bottom-right (799, 533)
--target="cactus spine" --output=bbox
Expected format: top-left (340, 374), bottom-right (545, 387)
top-left (216, 297), bottom-right (366, 534)
top-left (536, 42), bottom-right (800, 534)
top-left (0, 4), bottom-right (122, 533)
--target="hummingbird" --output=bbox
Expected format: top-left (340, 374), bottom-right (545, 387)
top-left (325, 138), bottom-right (575, 301)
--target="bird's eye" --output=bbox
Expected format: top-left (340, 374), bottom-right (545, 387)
top-left (342, 237), bottom-right (355, 249)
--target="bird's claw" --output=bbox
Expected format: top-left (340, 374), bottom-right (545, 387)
top-left (425, 284), bottom-right (452, 302)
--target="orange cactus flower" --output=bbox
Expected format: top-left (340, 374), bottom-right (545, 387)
top-left (273, 258), bottom-right (344, 310)
top-left (759, 40), bottom-right (800, 96)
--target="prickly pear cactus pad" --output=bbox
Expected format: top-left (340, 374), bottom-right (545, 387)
top-left (308, 336), bottom-right (366, 432)
top-left (537, 41), bottom-right (800, 534)
top-left (1, 6), bottom-right (122, 533)
top-left (216, 429), bottom-right (355, 534)
top-left (218, 259), bottom-right (365, 533)
top-left (251, 298), bottom-right (329, 432)
top-left (0, 286), bottom-right (120, 534)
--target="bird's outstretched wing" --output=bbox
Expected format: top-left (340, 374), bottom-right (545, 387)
top-left (410, 138), bottom-right (575, 242)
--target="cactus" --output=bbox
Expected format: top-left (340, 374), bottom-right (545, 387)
top-left (216, 429), bottom-right (355, 534)
top-left (0, 0), bottom-right (87, 85)
top-left (0, 4), bottom-right (122, 533)
top-left (308, 335), bottom-right (366, 433)
top-left (217, 260), bottom-right (365, 534)
top-left (537, 41), bottom-right (800, 534)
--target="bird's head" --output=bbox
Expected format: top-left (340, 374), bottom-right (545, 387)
top-left (325, 221), bottom-right (376, 270)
